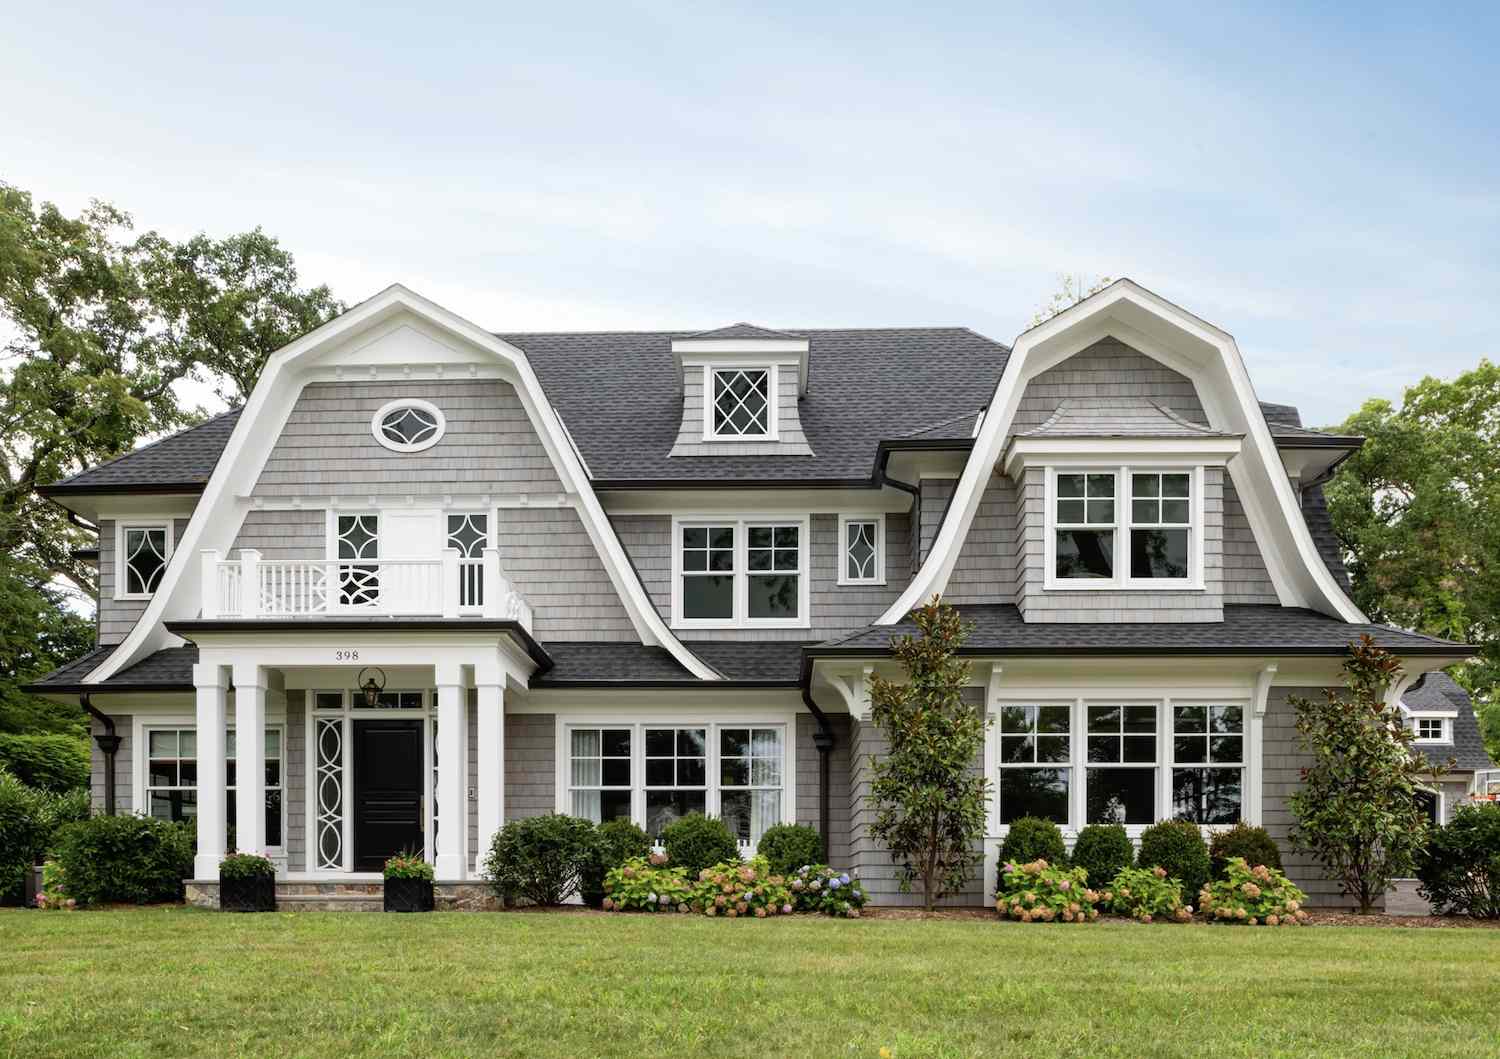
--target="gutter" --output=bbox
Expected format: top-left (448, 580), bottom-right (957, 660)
top-left (799, 683), bottom-right (837, 862)
top-left (78, 694), bottom-right (120, 816)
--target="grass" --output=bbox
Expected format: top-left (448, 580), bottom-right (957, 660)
top-left (1, 908), bottom-right (1497, 1058)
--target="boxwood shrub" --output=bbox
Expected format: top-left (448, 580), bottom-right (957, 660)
top-left (1137, 819), bottom-right (1211, 901)
top-left (1209, 822), bottom-right (1283, 880)
top-left (52, 814), bottom-right (193, 905)
top-left (661, 813), bottom-right (739, 878)
top-left (1071, 823), bottom-right (1133, 887)
top-left (756, 823), bottom-right (823, 876)
top-left (581, 818), bottom-right (651, 908)
top-left (482, 813), bottom-right (596, 906)
top-left (1417, 803), bottom-right (1500, 918)
top-left (0, 734), bottom-right (89, 794)
top-left (998, 816), bottom-right (1067, 868)
top-left (0, 770), bottom-right (90, 904)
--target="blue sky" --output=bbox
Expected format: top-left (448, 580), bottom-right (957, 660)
top-left (3, 1), bottom-right (1496, 427)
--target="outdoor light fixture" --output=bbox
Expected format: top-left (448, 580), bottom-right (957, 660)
top-left (357, 667), bottom-right (387, 708)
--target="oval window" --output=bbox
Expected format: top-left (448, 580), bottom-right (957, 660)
top-left (371, 399), bottom-right (445, 452)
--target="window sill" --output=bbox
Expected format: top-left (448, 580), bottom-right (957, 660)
top-left (835, 578), bottom-right (887, 588)
top-left (700, 434), bottom-right (780, 444)
top-left (671, 618), bottom-right (811, 631)
top-left (1041, 581), bottom-right (1206, 593)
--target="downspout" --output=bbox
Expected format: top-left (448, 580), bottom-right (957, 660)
top-left (800, 685), bottom-right (836, 861)
top-left (79, 693), bottom-right (120, 816)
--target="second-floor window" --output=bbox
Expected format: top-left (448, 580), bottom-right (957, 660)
top-left (118, 522), bottom-right (172, 600)
top-left (1050, 467), bottom-right (1199, 588)
top-left (675, 517), bottom-right (806, 627)
top-left (839, 515), bottom-right (885, 586)
top-left (707, 367), bottom-right (773, 439)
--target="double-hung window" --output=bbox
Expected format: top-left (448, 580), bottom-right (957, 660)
top-left (146, 726), bottom-right (283, 848)
top-left (718, 728), bottom-right (784, 845)
top-left (1170, 704), bottom-right (1243, 824)
top-left (1054, 474), bottom-right (1116, 580)
top-left (645, 727), bottom-right (708, 839)
top-left (676, 518), bottom-right (806, 627)
top-left (1130, 472), bottom-right (1191, 580)
top-left (1085, 704), bottom-right (1159, 825)
top-left (117, 522), bottom-right (172, 599)
top-left (1050, 468), bottom-right (1199, 587)
top-left (997, 705), bottom-right (1072, 825)
top-left (568, 728), bottom-right (632, 823)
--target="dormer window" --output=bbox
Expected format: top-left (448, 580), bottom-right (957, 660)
top-left (1046, 466), bottom-right (1203, 589)
top-left (707, 367), bottom-right (774, 440)
top-left (1413, 717), bottom-right (1450, 743)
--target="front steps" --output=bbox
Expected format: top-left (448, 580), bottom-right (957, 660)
top-left (185, 879), bottom-right (500, 912)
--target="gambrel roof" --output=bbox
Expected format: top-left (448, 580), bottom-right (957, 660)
top-left (1404, 671), bottom-right (1496, 771)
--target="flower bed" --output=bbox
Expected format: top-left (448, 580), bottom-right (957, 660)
top-left (693, 857), bottom-right (793, 918)
top-left (995, 859), bottom-right (1100, 923)
top-left (789, 865), bottom-right (866, 917)
top-left (1198, 858), bottom-right (1308, 925)
top-left (1105, 866), bottom-right (1192, 923)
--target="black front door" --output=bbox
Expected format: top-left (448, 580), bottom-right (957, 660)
top-left (352, 719), bottom-right (424, 871)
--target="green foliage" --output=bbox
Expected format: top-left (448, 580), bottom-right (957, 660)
top-left (0, 768), bottom-right (88, 903)
top-left (581, 818), bottom-right (651, 907)
top-left (998, 816), bottom-right (1068, 868)
top-left (995, 859), bottom-right (1099, 923)
top-left (1210, 823), bottom-right (1283, 880)
top-left (1288, 637), bottom-right (1441, 913)
top-left (1137, 820), bottom-right (1211, 902)
top-left (0, 554), bottom-right (93, 740)
top-left (1106, 866), bottom-right (1192, 922)
top-left (756, 823), bottom-right (824, 876)
top-left (383, 851), bottom-right (435, 882)
top-left (0, 733), bottom-right (89, 792)
top-left (481, 814), bottom-right (596, 906)
top-left (691, 857), bottom-right (794, 918)
top-left (51, 814), bottom-right (193, 905)
top-left (788, 865), bottom-right (867, 917)
top-left (1199, 858), bottom-right (1309, 925)
top-left (869, 598), bottom-right (991, 911)
top-left (219, 852), bottom-right (275, 880)
top-left (1416, 803), bottom-right (1500, 918)
top-left (33, 860), bottom-right (74, 910)
top-left (602, 852), bottom-right (694, 912)
top-left (1071, 824), bottom-right (1133, 886)
top-left (1323, 366), bottom-right (1500, 760)
top-left (660, 813), bottom-right (739, 878)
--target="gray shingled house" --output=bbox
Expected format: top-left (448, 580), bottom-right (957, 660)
top-left (27, 279), bottom-right (1493, 908)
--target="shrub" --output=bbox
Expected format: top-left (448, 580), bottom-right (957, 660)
top-left (52, 814), bottom-right (194, 905)
top-left (789, 865), bottom-right (866, 917)
top-left (1138, 820), bottom-right (1210, 901)
top-left (481, 813), bottom-right (596, 906)
top-left (1106, 866), bottom-right (1192, 922)
top-left (1199, 858), bottom-right (1308, 925)
top-left (1210, 823), bottom-right (1283, 880)
top-left (219, 852), bottom-right (275, 880)
top-left (602, 853), bottom-right (694, 912)
top-left (1417, 803), bottom-right (1500, 918)
top-left (998, 817), bottom-right (1067, 868)
top-left (581, 818), bottom-right (651, 908)
top-left (384, 852), bottom-right (435, 882)
top-left (1071, 824), bottom-right (1133, 887)
top-left (33, 862), bottom-right (75, 910)
top-left (995, 859), bottom-right (1099, 923)
top-left (0, 733), bottom-right (89, 793)
top-left (661, 813), bottom-right (739, 878)
top-left (0, 771), bottom-right (91, 904)
top-left (757, 823), bottom-right (824, 876)
top-left (692, 857), bottom-right (794, 918)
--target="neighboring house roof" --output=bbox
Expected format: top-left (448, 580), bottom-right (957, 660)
top-left (1404, 671), bottom-right (1496, 771)
top-left (39, 408), bottom-right (244, 495)
top-left (1017, 396), bottom-right (1234, 439)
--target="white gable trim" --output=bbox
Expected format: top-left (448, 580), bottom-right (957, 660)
top-left (85, 284), bottom-right (722, 683)
top-left (878, 279), bottom-right (1366, 625)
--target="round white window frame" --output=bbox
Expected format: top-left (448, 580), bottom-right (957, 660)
top-left (371, 398), bottom-right (446, 453)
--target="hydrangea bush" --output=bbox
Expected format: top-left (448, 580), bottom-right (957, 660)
top-left (692, 856), bottom-right (794, 918)
top-left (995, 859), bottom-right (1100, 923)
top-left (601, 852), bottom-right (695, 913)
top-left (789, 864), bottom-right (866, 917)
top-left (1105, 866), bottom-right (1192, 923)
top-left (1198, 857), bottom-right (1309, 925)
top-left (33, 861), bottom-right (75, 911)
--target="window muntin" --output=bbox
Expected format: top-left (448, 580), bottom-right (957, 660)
top-left (644, 727), bottom-right (708, 840)
top-left (1170, 704), bottom-right (1243, 825)
top-left (1130, 472), bottom-right (1191, 580)
top-left (681, 525), bottom-right (736, 620)
top-left (1413, 717), bottom-right (1449, 743)
top-left (569, 728), bottom-right (632, 823)
top-left (675, 518), bottom-right (806, 626)
top-left (121, 524), bottom-right (170, 598)
top-left (371, 399), bottom-right (445, 453)
top-left (840, 517), bottom-right (883, 585)
top-left (447, 513), bottom-right (488, 609)
top-left (146, 726), bottom-right (284, 848)
top-left (1085, 704), bottom-right (1158, 825)
top-left (336, 514), bottom-right (380, 607)
top-left (746, 525), bottom-right (800, 619)
top-left (1054, 473), bottom-right (1116, 580)
top-left (710, 368), bottom-right (771, 438)
top-left (997, 705), bottom-right (1071, 825)
top-left (718, 728), bottom-right (783, 845)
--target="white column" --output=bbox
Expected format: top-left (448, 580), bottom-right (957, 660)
top-left (193, 663), bottom-right (229, 878)
top-left (232, 663), bottom-right (268, 854)
top-left (475, 666), bottom-right (505, 871)
top-left (441, 548), bottom-right (461, 618)
top-left (435, 661), bottom-right (469, 879)
top-left (200, 550), bottom-right (222, 619)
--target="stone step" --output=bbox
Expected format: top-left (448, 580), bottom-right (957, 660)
top-left (275, 883), bottom-right (385, 896)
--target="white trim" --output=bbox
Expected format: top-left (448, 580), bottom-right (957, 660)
top-left (370, 398), bottom-right (446, 453)
top-left (1042, 465), bottom-right (1205, 591)
top-left (669, 514), bottom-right (811, 630)
top-left (702, 363), bottom-right (779, 442)
top-left (114, 520), bottom-right (175, 601)
top-left (836, 513), bottom-right (886, 586)
top-left (1412, 716), bottom-right (1453, 744)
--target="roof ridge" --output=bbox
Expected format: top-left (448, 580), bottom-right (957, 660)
top-left (47, 406), bottom-right (243, 487)
top-left (897, 406), bottom-right (987, 439)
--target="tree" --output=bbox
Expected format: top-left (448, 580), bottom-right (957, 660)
top-left (1323, 361), bottom-right (1500, 759)
top-left (0, 554), bottom-right (93, 738)
top-left (1029, 272), bottom-right (1114, 328)
top-left (868, 597), bottom-right (991, 912)
top-left (1288, 636), bottom-right (1448, 913)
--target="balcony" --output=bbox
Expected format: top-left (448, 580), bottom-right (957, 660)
top-left (199, 548), bottom-right (533, 632)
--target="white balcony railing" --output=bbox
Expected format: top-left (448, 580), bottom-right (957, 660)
top-left (200, 547), bottom-right (533, 632)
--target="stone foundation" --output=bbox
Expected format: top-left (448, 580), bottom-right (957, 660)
top-left (185, 879), bottom-right (501, 912)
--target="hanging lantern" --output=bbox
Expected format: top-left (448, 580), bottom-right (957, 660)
top-left (357, 667), bottom-right (387, 708)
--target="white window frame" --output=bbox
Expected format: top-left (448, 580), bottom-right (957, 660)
top-left (138, 719), bottom-right (288, 855)
top-left (114, 520), bottom-right (174, 601)
top-left (994, 701), bottom-right (1074, 828)
top-left (1167, 703), bottom-right (1247, 825)
top-left (670, 515), bottom-right (810, 629)
top-left (703, 364), bottom-right (778, 442)
top-left (371, 398), bottom-right (446, 453)
top-left (565, 726), bottom-right (635, 823)
top-left (1044, 464), bottom-right (1205, 591)
top-left (1082, 700), bottom-right (1162, 829)
top-left (837, 514), bottom-right (886, 586)
top-left (1412, 715), bottom-right (1453, 744)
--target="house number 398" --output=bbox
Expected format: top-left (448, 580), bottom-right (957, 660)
top-left (335, 650), bottom-right (359, 662)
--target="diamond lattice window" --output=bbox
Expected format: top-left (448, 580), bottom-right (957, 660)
top-left (711, 369), bottom-right (771, 437)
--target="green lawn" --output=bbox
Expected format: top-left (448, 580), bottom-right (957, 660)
top-left (0, 909), bottom-right (1496, 1059)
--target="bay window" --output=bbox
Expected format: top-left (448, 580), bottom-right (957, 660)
top-left (674, 517), bottom-right (807, 627)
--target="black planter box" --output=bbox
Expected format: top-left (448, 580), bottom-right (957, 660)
top-left (220, 874), bottom-right (276, 912)
top-left (384, 876), bottom-right (434, 913)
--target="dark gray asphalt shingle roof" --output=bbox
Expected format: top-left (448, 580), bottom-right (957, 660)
top-left (683, 322), bottom-right (806, 341)
top-left (25, 645), bottom-right (199, 691)
top-left (1404, 671), bottom-right (1495, 771)
top-left (41, 408), bottom-right (243, 493)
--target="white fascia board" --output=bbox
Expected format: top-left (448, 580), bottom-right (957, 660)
top-left (877, 279), bottom-right (1367, 625)
top-left (600, 486), bottom-right (913, 516)
top-left (1002, 436), bottom-right (1241, 476)
top-left (672, 339), bottom-right (811, 395)
top-left (85, 284), bottom-right (721, 684)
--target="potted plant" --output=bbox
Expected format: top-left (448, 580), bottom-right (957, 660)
top-left (383, 851), bottom-right (435, 912)
top-left (219, 852), bottom-right (276, 912)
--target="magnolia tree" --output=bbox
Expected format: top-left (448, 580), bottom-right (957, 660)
top-left (1288, 636), bottom-right (1448, 913)
top-left (868, 598), bottom-right (991, 912)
